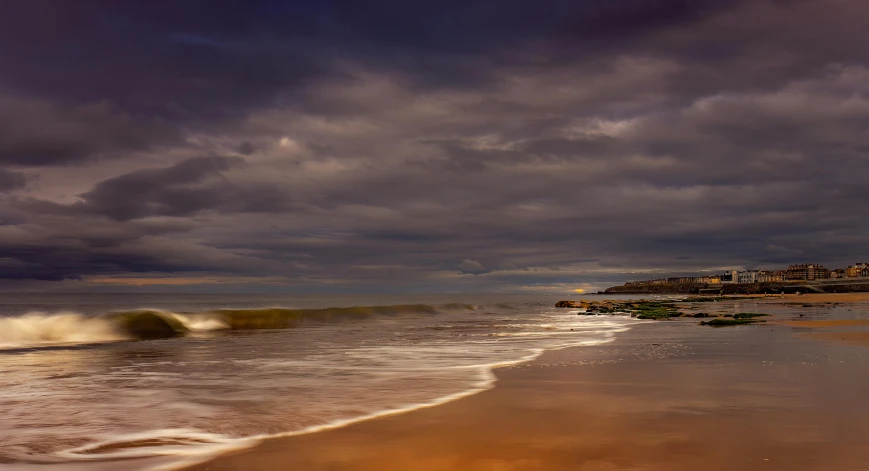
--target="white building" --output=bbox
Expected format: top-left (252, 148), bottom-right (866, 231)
top-left (737, 270), bottom-right (759, 284)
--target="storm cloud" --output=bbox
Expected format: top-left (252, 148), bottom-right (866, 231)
top-left (1, 0), bottom-right (868, 292)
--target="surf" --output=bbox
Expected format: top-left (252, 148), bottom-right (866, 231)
top-left (0, 295), bottom-right (638, 471)
top-left (0, 304), bottom-right (479, 349)
top-left (0, 312), bottom-right (126, 348)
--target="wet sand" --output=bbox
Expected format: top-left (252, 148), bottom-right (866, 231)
top-left (771, 297), bottom-right (869, 347)
top-left (803, 331), bottom-right (869, 347)
top-left (762, 292), bottom-right (869, 304)
top-left (188, 302), bottom-right (869, 471)
top-left (777, 319), bottom-right (869, 328)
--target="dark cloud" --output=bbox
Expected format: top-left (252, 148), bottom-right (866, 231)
top-left (0, 214), bottom-right (271, 281)
top-left (0, 94), bottom-right (177, 166)
top-left (458, 259), bottom-right (488, 274)
top-left (0, 1), bottom-right (339, 122)
top-left (71, 156), bottom-right (295, 221)
top-left (238, 142), bottom-right (257, 155)
top-left (0, 170), bottom-right (29, 192)
top-left (0, 237), bottom-right (261, 281)
top-left (0, 0), bottom-right (841, 120)
top-left (0, 0), bottom-right (867, 290)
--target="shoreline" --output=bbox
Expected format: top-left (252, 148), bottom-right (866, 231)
top-left (170, 321), bottom-right (631, 471)
top-left (160, 351), bottom-right (547, 471)
top-left (176, 321), bottom-right (637, 471)
top-left (184, 295), bottom-right (869, 471)
top-left (181, 334), bottom-right (639, 471)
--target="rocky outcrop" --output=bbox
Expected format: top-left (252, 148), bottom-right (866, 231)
top-left (555, 300), bottom-right (580, 308)
top-left (555, 299), bottom-right (683, 319)
top-left (604, 283), bottom-right (706, 294)
top-left (555, 298), bottom-right (772, 324)
top-left (555, 300), bottom-right (594, 309)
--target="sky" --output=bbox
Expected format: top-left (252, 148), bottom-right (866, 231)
top-left (1, 0), bottom-right (868, 294)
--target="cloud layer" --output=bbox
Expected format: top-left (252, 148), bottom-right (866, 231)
top-left (1, 0), bottom-right (868, 292)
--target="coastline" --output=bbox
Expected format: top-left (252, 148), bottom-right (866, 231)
top-left (186, 294), bottom-right (869, 471)
top-left (603, 280), bottom-right (869, 296)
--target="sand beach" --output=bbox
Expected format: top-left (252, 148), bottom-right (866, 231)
top-left (188, 294), bottom-right (869, 471)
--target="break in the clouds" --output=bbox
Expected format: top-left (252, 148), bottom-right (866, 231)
top-left (1, 0), bottom-right (868, 292)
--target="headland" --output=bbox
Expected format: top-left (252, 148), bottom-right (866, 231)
top-left (604, 262), bottom-right (869, 294)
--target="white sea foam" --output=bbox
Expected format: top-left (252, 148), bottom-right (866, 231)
top-left (166, 312), bottom-right (230, 332)
top-left (67, 322), bottom-right (632, 471)
top-left (0, 312), bottom-right (126, 348)
top-left (0, 310), bottom-right (232, 349)
top-left (56, 429), bottom-right (260, 461)
top-left (55, 346), bottom-right (571, 471)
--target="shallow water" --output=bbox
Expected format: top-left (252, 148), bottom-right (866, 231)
top-left (0, 293), bottom-right (642, 470)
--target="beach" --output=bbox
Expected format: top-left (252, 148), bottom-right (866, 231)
top-left (0, 293), bottom-right (635, 470)
top-left (188, 294), bottom-right (869, 471)
top-left (8, 4), bottom-right (869, 470)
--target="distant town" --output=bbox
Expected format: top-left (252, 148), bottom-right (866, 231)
top-left (624, 262), bottom-right (869, 286)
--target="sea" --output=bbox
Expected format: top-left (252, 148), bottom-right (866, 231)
top-left (0, 293), bottom-right (645, 470)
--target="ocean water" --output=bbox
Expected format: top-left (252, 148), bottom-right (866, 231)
top-left (0, 293), bottom-right (642, 470)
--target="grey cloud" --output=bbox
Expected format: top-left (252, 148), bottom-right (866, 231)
top-left (0, 215), bottom-right (272, 281)
top-left (458, 259), bottom-right (487, 274)
top-left (0, 3), bottom-right (340, 124)
top-left (0, 238), bottom-right (261, 281)
top-left (77, 156), bottom-right (244, 220)
top-left (1, 0), bottom-right (868, 290)
top-left (71, 156), bottom-right (295, 221)
top-left (0, 169), bottom-right (29, 192)
top-left (238, 142), bottom-right (257, 155)
top-left (0, 94), bottom-right (178, 167)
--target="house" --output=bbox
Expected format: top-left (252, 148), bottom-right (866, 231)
top-left (626, 278), bottom-right (668, 285)
top-left (667, 277), bottom-right (699, 284)
top-left (737, 270), bottom-right (760, 284)
top-left (757, 270), bottom-right (785, 283)
top-left (720, 270), bottom-right (739, 284)
top-left (845, 263), bottom-right (869, 278)
top-left (785, 264), bottom-right (831, 281)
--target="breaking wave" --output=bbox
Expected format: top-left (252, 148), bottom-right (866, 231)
top-left (0, 312), bottom-right (127, 348)
top-left (0, 304), bottom-right (478, 349)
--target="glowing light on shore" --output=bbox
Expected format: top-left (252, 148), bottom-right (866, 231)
top-left (574, 288), bottom-right (586, 293)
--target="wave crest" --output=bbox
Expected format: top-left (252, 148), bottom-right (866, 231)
top-left (0, 303), bottom-right (478, 349)
top-left (215, 304), bottom-right (459, 329)
top-left (0, 312), bottom-right (126, 348)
